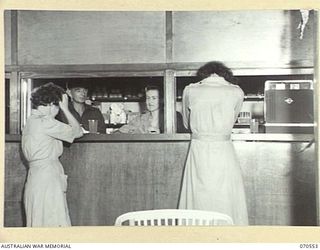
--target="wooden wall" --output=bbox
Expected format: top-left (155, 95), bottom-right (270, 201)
top-left (4, 140), bottom-right (316, 227)
top-left (4, 143), bottom-right (27, 227)
top-left (4, 10), bottom-right (314, 68)
top-left (235, 141), bottom-right (316, 225)
top-left (172, 10), bottom-right (314, 68)
top-left (17, 11), bottom-right (166, 65)
top-left (61, 142), bottom-right (188, 226)
top-left (4, 10), bottom-right (12, 65)
top-left (3, 10), bottom-right (316, 134)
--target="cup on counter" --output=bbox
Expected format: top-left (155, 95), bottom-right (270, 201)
top-left (250, 119), bottom-right (259, 133)
top-left (88, 119), bottom-right (98, 133)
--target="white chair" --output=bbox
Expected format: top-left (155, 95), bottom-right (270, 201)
top-left (114, 209), bottom-right (234, 226)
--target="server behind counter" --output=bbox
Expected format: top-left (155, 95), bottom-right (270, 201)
top-left (57, 81), bottom-right (106, 134)
top-left (116, 85), bottom-right (190, 134)
top-left (118, 85), bottom-right (164, 134)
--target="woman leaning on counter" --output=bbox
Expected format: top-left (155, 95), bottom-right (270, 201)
top-left (178, 61), bottom-right (249, 225)
top-left (21, 83), bottom-right (83, 227)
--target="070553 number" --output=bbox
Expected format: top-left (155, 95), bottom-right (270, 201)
top-left (300, 244), bottom-right (318, 248)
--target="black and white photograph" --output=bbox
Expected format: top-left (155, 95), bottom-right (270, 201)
top-left (2, 3), bottom-right (320, 243)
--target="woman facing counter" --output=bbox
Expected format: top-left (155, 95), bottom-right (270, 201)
top-left (5, 132), bottom-right (316, 226)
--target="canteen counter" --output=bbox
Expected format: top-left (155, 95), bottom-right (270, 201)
top-left (5, 133), bottom-right (315, 142)
top-left (4, 133), bottom-right (316, 226)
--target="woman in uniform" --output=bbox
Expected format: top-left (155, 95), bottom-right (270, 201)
top-left (178, 61), bottom-right (248, 225)
top-left (22, 82), bottom-right (83, 227)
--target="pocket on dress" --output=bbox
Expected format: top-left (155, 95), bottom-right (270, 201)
top-left (60, 174), bottom-right (68, 193)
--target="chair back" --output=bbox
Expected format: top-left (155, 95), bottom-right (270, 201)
top-left (114, 209), bottom-right (234, 226)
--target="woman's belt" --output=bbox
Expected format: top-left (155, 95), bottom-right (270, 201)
top-left (191, 133), bottom-right (231, 141)
top-left (29, 158), bottom-right (60, 168)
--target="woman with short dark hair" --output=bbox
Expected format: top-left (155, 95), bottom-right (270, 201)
top-left (178, 61), bottom-right (248, 225)
top-left (196, 61), bottom-right (238, 84)
top-left (22, 82), bottom-right (83, 227)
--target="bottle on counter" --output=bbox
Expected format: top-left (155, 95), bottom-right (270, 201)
top-left (250, 119), bottom-right (259, 133)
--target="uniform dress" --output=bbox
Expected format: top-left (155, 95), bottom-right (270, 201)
top-left (178, 75), bottom-right (249, 225)
top-left (22, 109), bottom-right (81, 227)
top-left (119, 111), bottom-right (163, 134)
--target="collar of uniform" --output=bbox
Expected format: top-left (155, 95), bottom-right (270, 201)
top-left (141, 108), bottom-right (163, 116)
top-left (200, 74), bottom-right (230, 85)
top-left (31, 108), bottom-right (50, 118)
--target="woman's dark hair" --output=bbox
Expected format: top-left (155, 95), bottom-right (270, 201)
top-left (144, 85), bottom-right (163, 103)
top-left (196, 61), bottom-right (238, 84)
top-left (144, 85), bottom-right (163, 96)
top-left (31, 82), bottom-right (66, 108)
top-left (145, 85), bottom-right (160, 93)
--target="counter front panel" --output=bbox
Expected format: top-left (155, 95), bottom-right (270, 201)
top-left (4, 134), bottom-right (317, 226)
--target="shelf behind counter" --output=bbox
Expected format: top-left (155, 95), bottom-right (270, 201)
top-left (5, 133), bottom-right (314, 142)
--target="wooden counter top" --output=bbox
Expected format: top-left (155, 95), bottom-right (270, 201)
top-left (5, 133), bottom-right (314, 142)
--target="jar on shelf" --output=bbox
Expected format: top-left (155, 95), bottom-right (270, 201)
top-left (102, 87), bottom-right (109, 98)
top-left (96, 87), bottom-right (103, 98)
